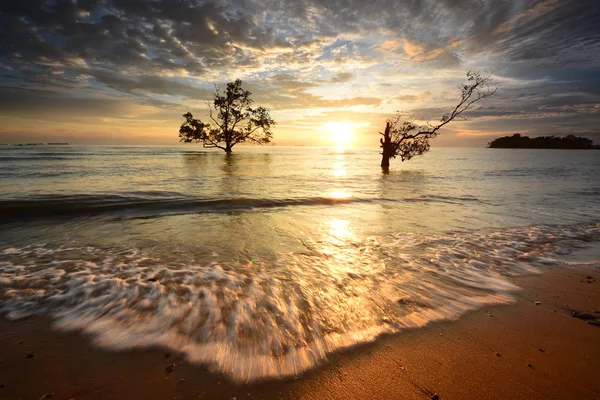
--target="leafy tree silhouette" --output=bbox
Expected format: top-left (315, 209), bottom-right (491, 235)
top-left (179, 79), bottom-right (275, 153)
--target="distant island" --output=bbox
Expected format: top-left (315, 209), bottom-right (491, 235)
top-left (489, 134), bottom-right (599, 149)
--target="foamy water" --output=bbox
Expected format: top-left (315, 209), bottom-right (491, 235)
top-left (1, 146), bottom-right (599, 381)
top-left (1, 224), bottom-right (599, 381)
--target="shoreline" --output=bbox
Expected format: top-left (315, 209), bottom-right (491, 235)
top-left (1, 263), bottom-right (599, 399)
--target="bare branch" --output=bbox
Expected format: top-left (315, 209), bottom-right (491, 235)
top-left (380, 71), bottom-right (497, 170)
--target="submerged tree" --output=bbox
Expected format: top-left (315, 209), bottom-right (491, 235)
top-left (179, 79), bottom-right (275, 153)
top-left (380, 71), bottom-right (497, 171)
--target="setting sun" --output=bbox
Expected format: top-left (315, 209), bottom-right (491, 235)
top-left (324, 122), bottom-right (355, 146)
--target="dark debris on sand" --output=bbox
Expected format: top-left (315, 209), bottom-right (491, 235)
top-left (571, 311), bottom-right (596, 320)
top-left (571, 311), bottom-right (600, 326)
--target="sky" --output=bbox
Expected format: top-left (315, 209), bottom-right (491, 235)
top-left (0, 0), bottom-right (599, 147)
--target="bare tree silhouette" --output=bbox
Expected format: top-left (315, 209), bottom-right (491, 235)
top-left (380, 71), bottom-right (497, 172)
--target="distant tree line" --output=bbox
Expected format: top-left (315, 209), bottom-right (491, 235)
top-left (488, 133), bottom-right (599, 149)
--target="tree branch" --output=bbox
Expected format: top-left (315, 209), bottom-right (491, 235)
top-left (380, 71), bottom-right (497, 166)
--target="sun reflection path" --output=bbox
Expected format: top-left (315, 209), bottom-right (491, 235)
top-left (329, 152), bottom-right (350, 193)
top-left (328, 218), bottom-right (351, 241)
top-left (315, 217), bottom-right (387, 289)
top-left (319, 218), bottom-right (358, 270)
top-left (328, 189), bottom-right (351, 199)
top-left (333, 160), bottom-right (346, 177)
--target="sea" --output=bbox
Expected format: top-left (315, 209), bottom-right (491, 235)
top-left (1, 145), bottom-right (599, 381)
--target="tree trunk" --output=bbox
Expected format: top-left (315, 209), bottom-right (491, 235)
top-left (381, 152), bottom-right (390, 172)
top-left (380, 122), bottom-right (392, 173)
top-left (225, 132), bottom-right (232, 153)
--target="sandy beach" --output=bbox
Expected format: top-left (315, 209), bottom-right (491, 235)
top-left (1, 258), bottom-right (598, 400)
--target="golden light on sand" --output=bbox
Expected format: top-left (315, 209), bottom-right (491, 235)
top-left (324, 122), bottom-right (354, 147)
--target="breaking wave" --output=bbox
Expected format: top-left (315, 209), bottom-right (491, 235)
top-left (0, 193), bottom-right (485, 223)
top-left (1, 222), bottom-right (598, 382)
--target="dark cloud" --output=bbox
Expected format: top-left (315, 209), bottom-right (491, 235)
top-left (328, 71), bottom-right (354, 83)
top-left (393, 95), bottom-right (419, 103)
top-left (0, 0), bottom-right (599, 142)
top-left (2, 0), bottom-right (598, 84)
top-left (0, 86), bottom-right (136, 118)
top-left (483, 0), bottom-right (600, 68)
top-left (0, 0), bottom-right (288, 84)
top-left (89, 71), bottom-right (214, 100)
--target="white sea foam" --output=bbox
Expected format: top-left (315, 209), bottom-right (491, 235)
top-left (0, 223), bottom-right (598, 381)
top-left (2, 248), bottom-right (19, 255)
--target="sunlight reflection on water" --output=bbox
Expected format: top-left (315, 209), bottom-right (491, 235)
top-left (1, 145), bottom-right (599, 381)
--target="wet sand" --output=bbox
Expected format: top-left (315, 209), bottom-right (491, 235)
top-left (1, 263), bottom-right (599, 400)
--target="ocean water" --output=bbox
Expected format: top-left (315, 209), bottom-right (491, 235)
top-left (1, 145), bottom-right (599, 381)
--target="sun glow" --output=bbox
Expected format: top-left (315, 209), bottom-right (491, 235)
top-left (324, 122), bottom-right (355, 147)
top-left (328, 189), bottom-right (351, 199)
